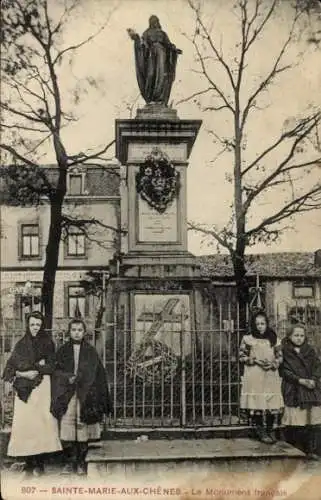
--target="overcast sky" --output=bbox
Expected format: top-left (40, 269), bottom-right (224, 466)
top-left (46, 0), bottom-right (321, 255)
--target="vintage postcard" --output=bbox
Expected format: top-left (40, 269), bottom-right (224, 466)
top-left (1, 0), bottom-right (321, 499)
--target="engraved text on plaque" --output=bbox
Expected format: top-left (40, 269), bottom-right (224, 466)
top-left (138, 196), bottom-right (178, 243)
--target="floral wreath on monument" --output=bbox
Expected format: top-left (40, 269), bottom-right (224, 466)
top-left (135, 147), bottom-right (180, 213)
top-left (126, 339), bottom-right (178, 383)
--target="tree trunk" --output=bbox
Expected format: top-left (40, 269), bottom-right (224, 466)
top-left (232, 242), bottom-right (249, 332)
top-left (42, 201), bottom-right (64, 330)
top-left (232, 94), bottom-right (249, 329)
top-left (42, 165), bottom-right (67, 330)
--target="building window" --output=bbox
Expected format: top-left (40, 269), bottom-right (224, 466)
top-left (67, 286), bottom-right (86, 318)
top-left (21, 224), bottom-right (40, 257)
top-left (67, 227), bottom-right (86, 257)
top-left (69, 174), bottom-right (83, 195)
top-left (293, 282), bottom-right (315, 298)
top-left (288, 305), bottom-right (320, 326)
top-left (16, 284), bottom-right (42, 320)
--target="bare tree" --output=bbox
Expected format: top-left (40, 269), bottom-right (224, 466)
top-left (1, 0), bottom-right (117, 328)
top-left (182, 0), bottom-right (321, 316)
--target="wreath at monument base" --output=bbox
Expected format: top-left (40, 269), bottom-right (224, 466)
top-left (136, 147), bottom-right (180, 214)
top-left (126, 340), bottom-right (178, 384)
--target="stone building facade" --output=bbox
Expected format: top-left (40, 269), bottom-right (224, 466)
top-left (0, 163), bottom-right (120, 331)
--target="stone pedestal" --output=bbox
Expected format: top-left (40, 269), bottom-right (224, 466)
top-left (135, 103), bottom-right (179, 121)
top-left (115, 110), bottom-right (204, 305)
top-left (116, 115), bottom-right (201, 262)
top-left (110, 109), bottom-right (211, 426)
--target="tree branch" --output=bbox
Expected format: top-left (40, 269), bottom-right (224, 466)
top-left (246, 186), bottom-right (321, 238)
top-left (24, 132), bottom-right (53, 156)
top-left (241, 113), bottom-right (321, 178)
top-left (241, 7), bottom-right (298, 131)
top-left (52, 7), bottom-right (116, 67)
top-left (175, 87), bottom-right (213, 106)
top-left (67, 140), bottom-right (116, 167)
top-left (1, 123), bottom-right (49, 134)
top-left (245, 0), bottom-right (278, 52)
top-left (188, 0), bottom-right (236, 90)
top-left (52, 28), bottom-right (102, 65)
top-left (188, 221), bottom-right (235, 254)
top-left (0, 145), bottom-right (40, 168)
top-left (61, 214), bottom-right (126, 234)
top-left (244, 117), bottom-right (321, 211)
top-left (191, 37), bottom-right (235, 113)
top-left (51, 0), bottom-right (79, 38)
top-left (6, 76), bottom-right (48, 108)
top-left (1, 103), bottom-right (49, 126)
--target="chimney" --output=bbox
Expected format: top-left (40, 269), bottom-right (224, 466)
top-left (315, 249), bottom-right (321, 267)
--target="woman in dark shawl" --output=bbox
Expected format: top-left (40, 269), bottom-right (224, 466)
top-left (2, 312), bottom-right (62, 476)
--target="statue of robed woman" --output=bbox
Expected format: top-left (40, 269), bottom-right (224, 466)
top-left (127, 16), bottom-right (182, 107)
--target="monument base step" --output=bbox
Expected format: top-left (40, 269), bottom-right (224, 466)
top-left (86, 438), bottom-right (306, 480)
top-left (119, 251), bottom-right (204, 278)
top-left (101, 425), bottom-right (251, 441)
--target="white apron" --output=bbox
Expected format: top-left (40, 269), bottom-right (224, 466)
top-left (8, 375), bottom-right (62, 457)
top-left (240, 336), bottom-right (284, 411)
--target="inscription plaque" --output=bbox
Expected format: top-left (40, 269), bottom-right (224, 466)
top-left (138, 196), bottom-right (178, 243)
top-left (128, 143), bottom-right (187, 162)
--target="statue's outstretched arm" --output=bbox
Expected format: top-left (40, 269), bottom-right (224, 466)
top-left (127, 28), bottom-right (140, 41)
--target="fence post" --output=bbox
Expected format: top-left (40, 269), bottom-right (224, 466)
top-left (113, 299), bottom-right (117, 425)
top-left (180, 304), bottom-right (186, 427)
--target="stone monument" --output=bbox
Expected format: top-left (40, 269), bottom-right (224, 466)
top-left (110, 17), bottom-right (208, 425)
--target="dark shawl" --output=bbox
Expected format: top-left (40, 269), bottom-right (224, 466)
top-left (250, 327), bottom-right (277, 347)
top-left (250, 311), bottom-right (277, 347)
top-left (2, 331), bottom-right (55, 402)
top-left (279, 337), bottom-right (321, 409)
top-left (50, 340), bottom-right (112, 425)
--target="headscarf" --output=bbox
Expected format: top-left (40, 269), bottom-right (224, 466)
top-left (2, 311), bottom-right (55, 402)
top-left (281, 332), bottom-right (321, 408)
top-left (250, 310), bottom-right (277, 347)
top-left (24, 311), bottom-right (53, 360)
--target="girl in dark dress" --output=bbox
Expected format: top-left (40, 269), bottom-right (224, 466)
top-left (50, 319), bottom-right (112, 475)
top-left (280, 324), bottom-right (321, 459)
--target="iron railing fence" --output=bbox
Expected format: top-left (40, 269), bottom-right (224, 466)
top-left (106, 327), bottom-right (244, 428)
top-left (1, 299), bottom-right (320, 430)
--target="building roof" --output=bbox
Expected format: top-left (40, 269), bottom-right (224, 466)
top-left (0, 164), bottom-right (120, 204)
top-left (198, 252), bottom-right (321, 279)
top-left (43, 165), bottom-right (120, 197)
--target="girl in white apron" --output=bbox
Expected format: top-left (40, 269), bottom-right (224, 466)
top-left (239, 311), bottom-right (284, 443)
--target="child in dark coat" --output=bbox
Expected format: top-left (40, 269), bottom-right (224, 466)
top-left (50, 319), bottom-right (112, 475)
top-left (280, 324), bottom-right (321, 459)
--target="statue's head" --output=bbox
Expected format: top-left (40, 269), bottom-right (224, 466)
top-left (149, 15), bottom-right (161, 29)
